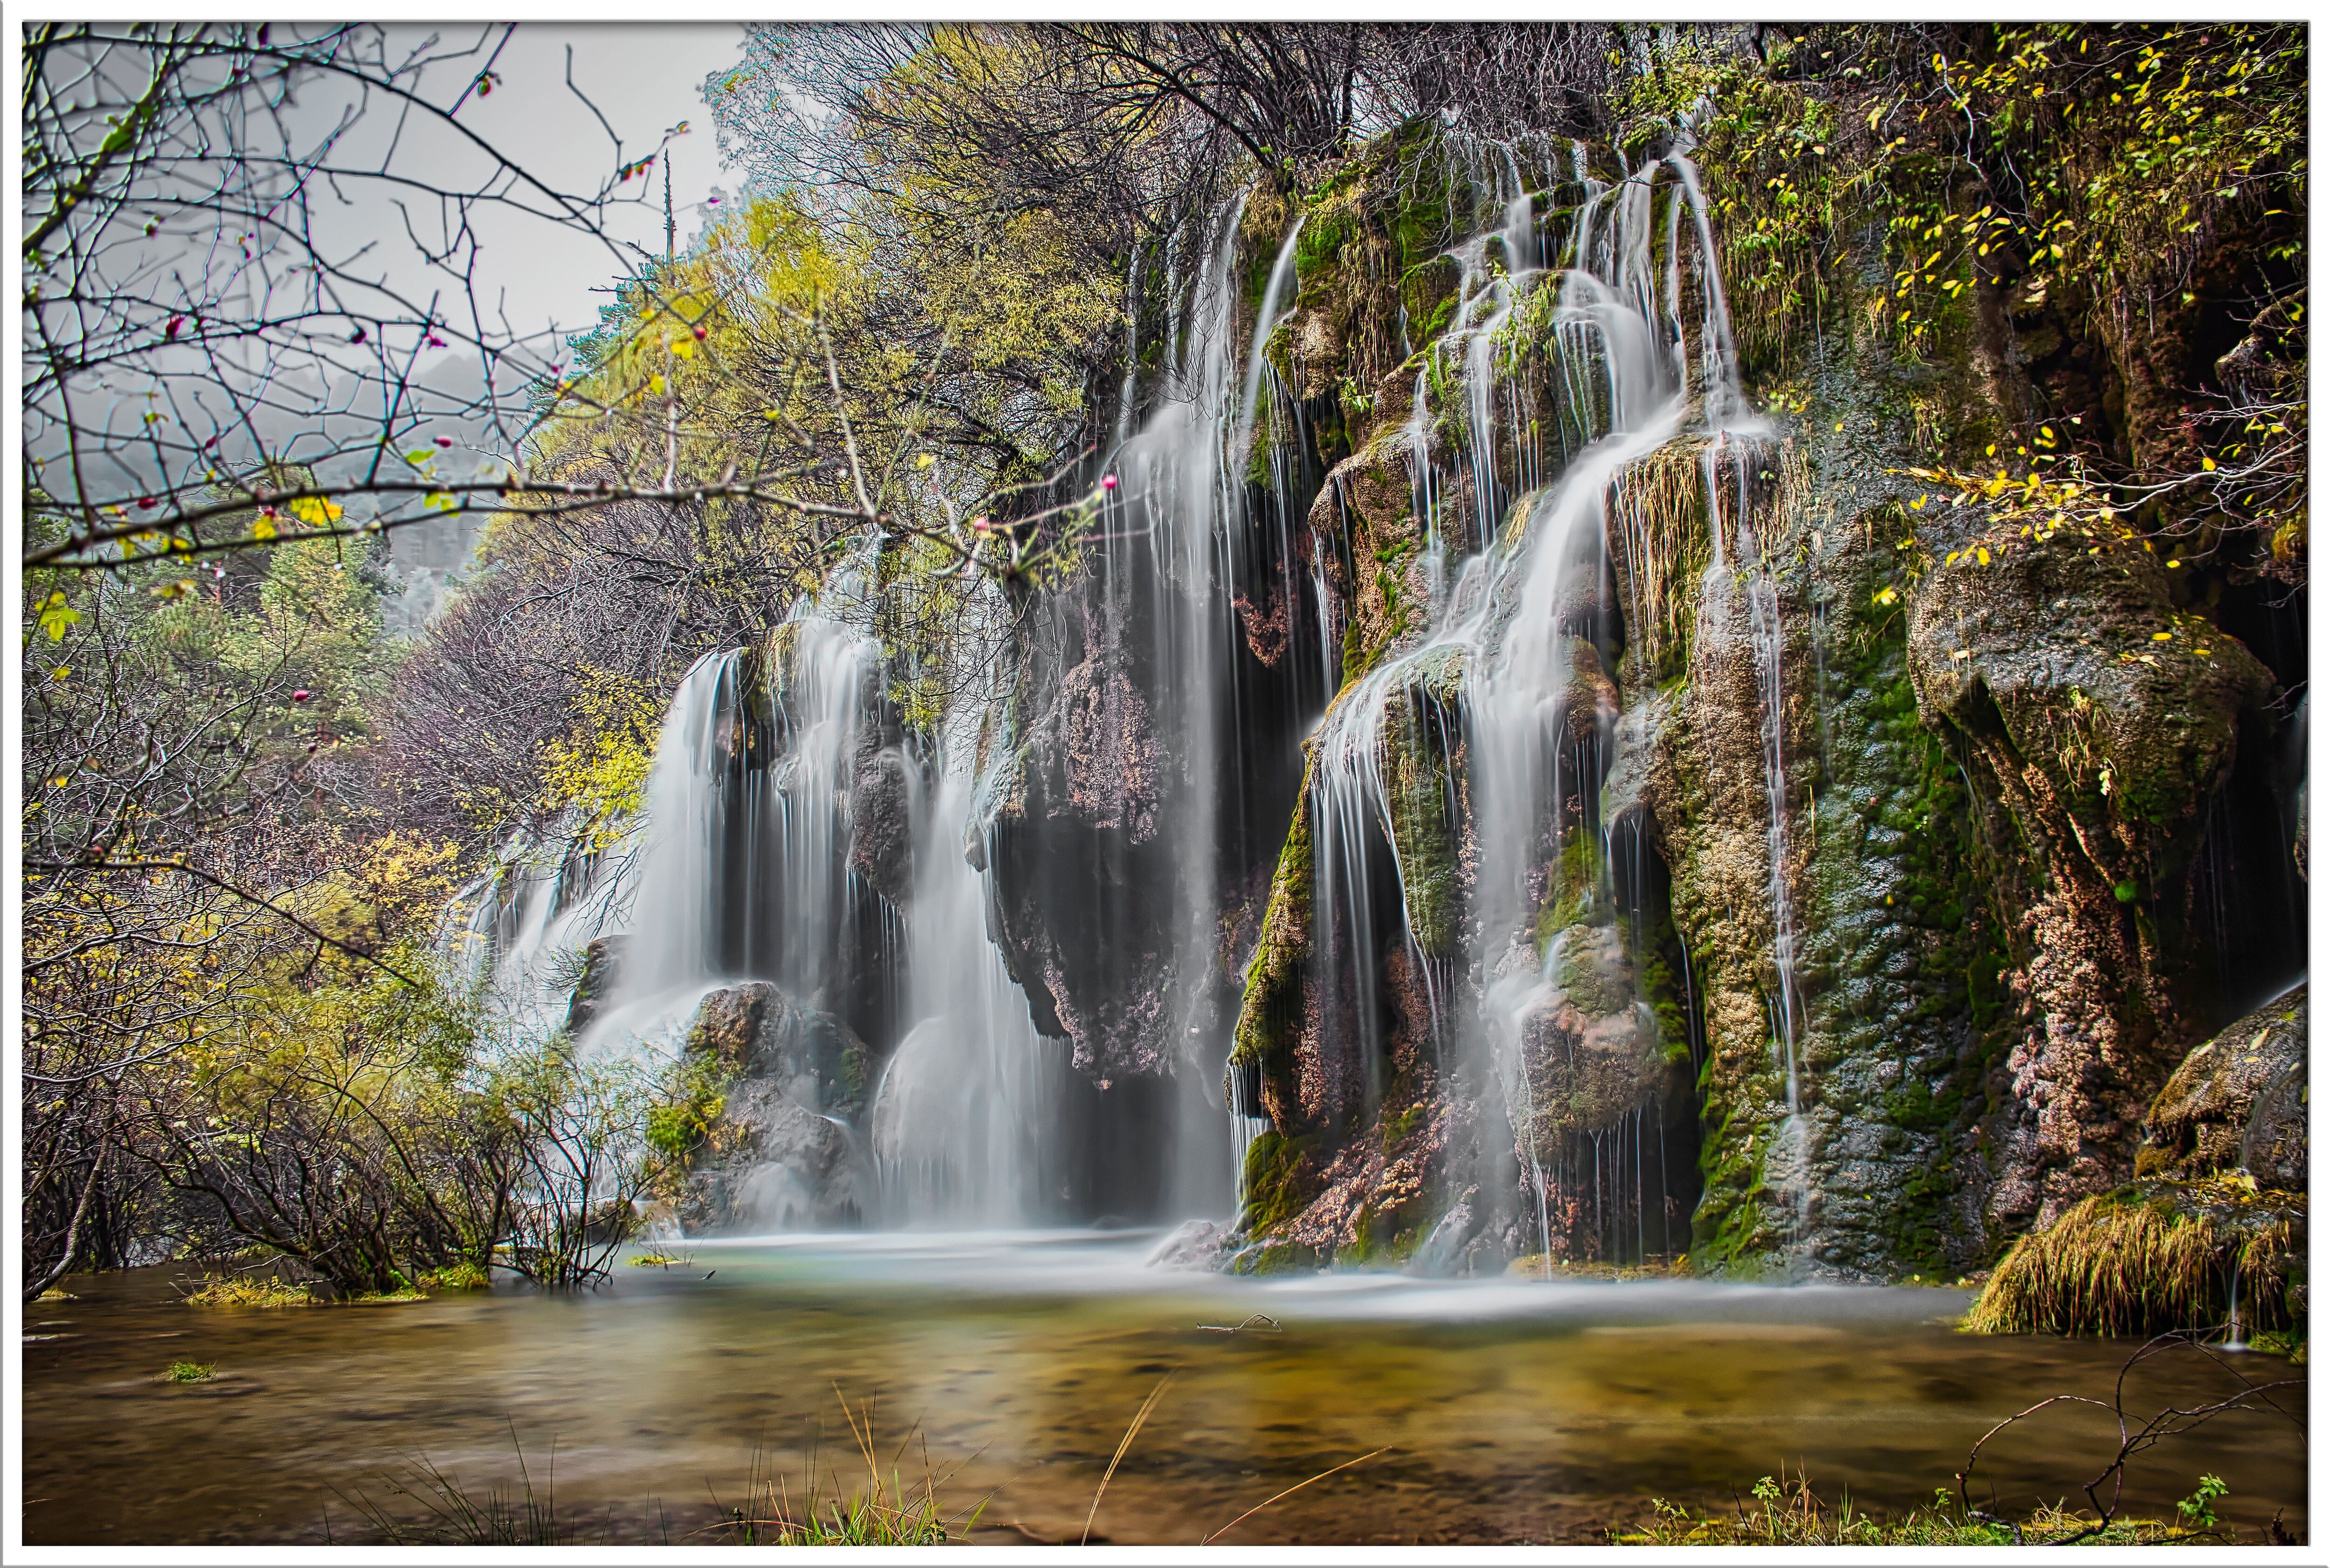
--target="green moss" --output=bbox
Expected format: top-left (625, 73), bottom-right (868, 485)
top-left (1227, 1239), bottom-right (1320, 1275)
top-left (1381, 1102), bottom-right (1425, 1151)
top-left (1381, 692), bottom-right (1462, 958)
top-left (1691, 1104), bottom-right (1776, 1276)
top-left (1295, 206), bottom-right (1355, 274)
top-left (1239, 1129), bottom-right (1323, 1236)
top-left (1344, 1195), bottom-right (1425, 1266)
top-left (1231, 783), bottom-right (1316, 1101)
top-left (1533, 831), bottom-right (1610, 956)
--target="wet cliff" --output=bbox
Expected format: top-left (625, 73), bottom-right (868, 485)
top-left (496, 29), bottom-right (2303, 1282)
top-left (972, 43), bottom-right (2303, 1279)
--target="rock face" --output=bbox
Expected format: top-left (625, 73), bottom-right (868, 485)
top-left (668, 981), bottom-right (874, 1232)
top-left (1909, 520), bottom-right (2276, 1230)
top-left (2140, 986), bottom-right (2307, 1190)
top-left (1198, 116), bottom-right (2302, 1284)
top-left (562, 935), bottom-right (625, 1036)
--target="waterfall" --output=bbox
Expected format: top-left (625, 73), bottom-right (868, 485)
top-left (870, 760), bottom-right (1069, 1227)
top-left (429, 127), bottom-right (1817, 1263)
top-left (575, 609), bottom-right (891, 1063)
top-left (1280, 134), bottom-right (1795, 1269)
top-left (1235, 214), bottom-right (1305, 459)
top-left (440, 821), bottom-right (634, 1044)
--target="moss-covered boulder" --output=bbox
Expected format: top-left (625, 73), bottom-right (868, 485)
top-left (1508, 923), bottom-right (1671, 1157)
top-left (2139, 986), bottom-right (2306, 1189)
top-left (685, 980), bottom-right (870, 1123)
top-left (660, 982), bottom-right (876, 1235)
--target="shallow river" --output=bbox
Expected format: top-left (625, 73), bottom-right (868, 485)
top-left (24, 1231), bottom-right (2307, 1545)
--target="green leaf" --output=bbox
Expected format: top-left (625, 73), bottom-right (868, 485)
top-left (36, 591), bottom-right (81, 642)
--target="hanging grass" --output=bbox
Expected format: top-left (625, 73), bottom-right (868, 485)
top-left (1965, 1178), bottom-right (2302, 1338)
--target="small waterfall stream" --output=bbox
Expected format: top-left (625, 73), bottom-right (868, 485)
top-left (870, 760), bottom-right (1070, 1226)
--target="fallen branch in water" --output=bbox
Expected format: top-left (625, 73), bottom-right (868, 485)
top-left (1956, 1330), bottom-right (2303, 1546)
top-left (1196, 1313), bottom-right (1282, 1334)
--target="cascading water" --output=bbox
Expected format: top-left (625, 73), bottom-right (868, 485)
top-left (870, 758), bottom-right (1072, 1226)
top-left (566, 601), bottom-right (900, 1073)
top-left (437, 129), bottom-right (1813, 1265)
top-left (1275, 131), bottom-right (1798, 1270)
top-left (441, 822), bottom-right (634, 1041)
top-left (1063, 190), bottom-right (1335, 1216)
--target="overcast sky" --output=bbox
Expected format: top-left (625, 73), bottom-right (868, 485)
top-left (369, 23), bottom-right (749, 346)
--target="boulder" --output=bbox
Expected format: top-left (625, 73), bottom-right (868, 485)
top-left (686, 979), bottom-right (870, 1122)
top-left (679, 1080), bottom-right (870, 1232)
top-left (665, 982), bottom-right (876, 1234)
top-left (2140, 985), bottom-right (2306, 1189)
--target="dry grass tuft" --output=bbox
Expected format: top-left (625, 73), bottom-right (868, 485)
top-left (1608, 443), bottom-right (1710, 678)
top-left (181, 1274), bottom-right (315, 1309)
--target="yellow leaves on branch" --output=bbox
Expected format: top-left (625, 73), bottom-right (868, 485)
top-left (1896, 449), bottom-right (2139, 575)
top-left (536, 664), bottom-right (665, 840)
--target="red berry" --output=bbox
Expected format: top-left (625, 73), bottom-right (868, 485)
top-left (291, 689), bottom-right (311, 703)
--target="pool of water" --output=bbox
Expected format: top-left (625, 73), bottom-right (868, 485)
top-left (22, 1231), bottom-right (2308, 1545)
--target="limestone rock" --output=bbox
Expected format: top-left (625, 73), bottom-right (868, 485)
top-left (679, 1081), bottom-right (870, 1232)
top-left (667, 982), bottom-right (876, 1235)
top-left (2140, 986), bottom-right (2306, 1189)
top-left (562, 934), bottom-right (626, 1036)
top-left (686, 980), bottom-right (870, 1123)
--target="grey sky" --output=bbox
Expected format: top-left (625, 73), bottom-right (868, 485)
top-left (365, 23), bottom-right (749, 346)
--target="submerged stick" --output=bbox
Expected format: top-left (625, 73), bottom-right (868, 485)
top-left (1081, 1372), bottom-right (1175, 1545)
top-left (1196, 1313), bottom-right (1282, 1333)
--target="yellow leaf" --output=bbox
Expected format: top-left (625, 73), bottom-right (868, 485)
top-left (1976, 547), bottom-right (1990, 566)
top-left (287, 496), bottom-right (343, 526)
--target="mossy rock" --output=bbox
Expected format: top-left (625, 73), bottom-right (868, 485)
top-left (1908, 530), bottom-right (2271, 843)
top-left (2139, 985), bottom-right (2306, 1188)
top-left (1238, 1128), bottom-right (1324, 1235)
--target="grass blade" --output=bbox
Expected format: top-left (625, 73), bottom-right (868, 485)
top-left (1081, 1371), bottom-right (1174, 1545)
top-left (1201, 1446), bottom-right (1393, 1545)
